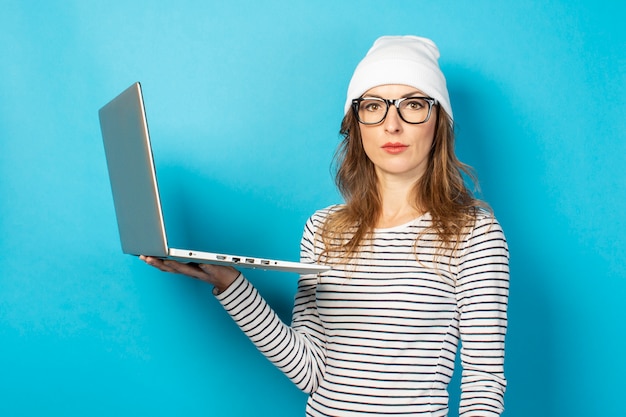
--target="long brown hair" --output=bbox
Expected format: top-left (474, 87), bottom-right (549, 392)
top-left (320, 106), bottom-right (488, 263)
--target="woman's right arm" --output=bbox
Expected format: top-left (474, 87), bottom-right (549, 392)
top-left (215, 271), bottom-right (326, 393)
top-left (214, 215), bottom-right (327, 392)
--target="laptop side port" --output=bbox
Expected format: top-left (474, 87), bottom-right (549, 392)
top-left (245, 258), bottom-right (255, 264)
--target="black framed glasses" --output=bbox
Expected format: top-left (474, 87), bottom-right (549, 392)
top-left (352, 96), bottom-right (438, 125)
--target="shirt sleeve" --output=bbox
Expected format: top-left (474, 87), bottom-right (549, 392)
top-left (214, 215), bottom-right (327, 393)
top-left (456, 215), bottom-right (510, 416)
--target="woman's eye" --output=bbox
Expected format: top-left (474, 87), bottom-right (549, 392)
top-left (404, 100), bottom-right (424, 110)
top-left (364, 102), bottom-right (381, 112)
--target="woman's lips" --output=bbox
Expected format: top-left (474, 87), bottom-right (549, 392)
top-left (382, 142), bottom-right (408, 154)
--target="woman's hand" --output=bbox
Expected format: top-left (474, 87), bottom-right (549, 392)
top-left (139, 256), bottom-right (240, 294)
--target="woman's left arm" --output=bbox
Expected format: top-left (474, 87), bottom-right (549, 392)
top-left (456, 215), bottom-right (510, 417)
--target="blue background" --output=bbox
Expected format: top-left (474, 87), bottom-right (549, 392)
top-left (1, 1), bottom-right (624, 416)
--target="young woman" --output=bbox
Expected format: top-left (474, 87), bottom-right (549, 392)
top-left (142, 35), bottom-right (509, 417)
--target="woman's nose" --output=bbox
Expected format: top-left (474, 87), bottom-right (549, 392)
top-left (383, 105), bottom-right (403, 133)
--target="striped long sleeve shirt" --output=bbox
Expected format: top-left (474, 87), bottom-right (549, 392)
top-left (216, 206), bottom-right (509, 416)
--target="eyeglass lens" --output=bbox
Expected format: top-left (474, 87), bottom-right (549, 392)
top-left (356, 97), bottom-right (433, 124)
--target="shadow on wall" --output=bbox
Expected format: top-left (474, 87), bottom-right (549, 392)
top-left (447, 65), bottom-right (557, 417)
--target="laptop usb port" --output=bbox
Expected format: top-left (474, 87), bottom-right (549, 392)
top-left (216, 255), bottom-right (227, 260)
top-left (261, 260), bottom-right (270, 265)
top-left (232, 257), bottom-right (240, 262)
top-left (245, 258), bottom-right (255, 264)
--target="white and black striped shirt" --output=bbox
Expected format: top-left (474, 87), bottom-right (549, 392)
top-left (217, 206), bottom-right (509, 416)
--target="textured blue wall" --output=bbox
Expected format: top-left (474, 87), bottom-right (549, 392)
top-left (1, 1), bottom-right (624, 416)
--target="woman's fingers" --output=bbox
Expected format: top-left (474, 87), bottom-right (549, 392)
top-left (140, 255), bottom-right (176, 273)
top-left (162, 260), bottom-right (209, 280)
top-left (139, 256), bottom-right (239, 291)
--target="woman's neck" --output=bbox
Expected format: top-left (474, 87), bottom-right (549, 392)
top-left (376, 174), bottom-right (423, 229)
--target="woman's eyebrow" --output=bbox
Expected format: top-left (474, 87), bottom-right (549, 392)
top-left (363, 90), bottom-right (425, 99)
top-left (401, 90), bottom-right (425, 98)
top-left (361, 93), bottom-right (384, 99)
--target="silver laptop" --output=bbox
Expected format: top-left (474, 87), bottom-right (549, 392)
top-left (98, 82), bottom-right (329, 274)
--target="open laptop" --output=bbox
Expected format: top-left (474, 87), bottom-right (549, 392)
top-left (98, 82), bottom-right (329, 274)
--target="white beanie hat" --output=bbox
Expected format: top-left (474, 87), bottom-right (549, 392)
top-left (344, 35), bottom-right (453, 121)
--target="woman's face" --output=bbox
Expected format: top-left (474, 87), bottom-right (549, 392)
top-left (358, 84), bottom-right (437, 183)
